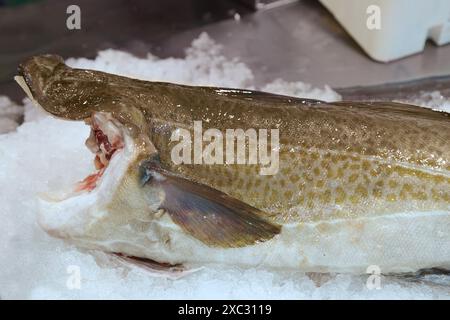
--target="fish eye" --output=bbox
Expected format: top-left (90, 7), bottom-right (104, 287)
top-left (139, 164), bottom-right (153, 186)
top-left (139, 155), bottom-right (162, 185)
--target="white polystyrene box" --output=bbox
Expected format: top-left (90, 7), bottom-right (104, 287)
top-left (320, 0), bottom-right (450, 62)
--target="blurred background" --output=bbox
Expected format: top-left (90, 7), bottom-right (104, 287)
top-left (1, 0), bottom-right (450, 102)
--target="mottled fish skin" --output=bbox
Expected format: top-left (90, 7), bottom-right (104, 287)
top-left (19, 55), bottom-right (450, 226)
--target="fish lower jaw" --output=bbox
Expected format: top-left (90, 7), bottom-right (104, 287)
top-left (37, 119), bottom-right (137, 239)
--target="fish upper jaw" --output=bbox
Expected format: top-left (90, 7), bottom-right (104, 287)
top-left (17, 55), bottom-right (65, 104)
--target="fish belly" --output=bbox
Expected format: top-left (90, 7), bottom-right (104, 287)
top-left (146, 210), bottom-right (450, 273)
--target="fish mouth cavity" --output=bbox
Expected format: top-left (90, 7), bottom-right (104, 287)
top-left (75, 112), bottom-right (126, 193)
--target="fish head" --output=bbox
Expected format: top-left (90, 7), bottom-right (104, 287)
top-left (16, 55), bottom-right (173, 255)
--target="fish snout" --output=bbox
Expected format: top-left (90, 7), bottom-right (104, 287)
top-left (18, 54), bottom-right (65, 99)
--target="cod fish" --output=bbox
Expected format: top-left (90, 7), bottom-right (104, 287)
top-left (16, 55), bottom-right (450, 274)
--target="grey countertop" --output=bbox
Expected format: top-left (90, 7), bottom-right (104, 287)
top-left (1, 0), bottom-right (450, 102)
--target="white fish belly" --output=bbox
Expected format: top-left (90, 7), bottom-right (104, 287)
top-left (145, 210), bottom-right (450, 274)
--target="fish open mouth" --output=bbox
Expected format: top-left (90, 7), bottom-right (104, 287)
top-left (37, 111), bottom-right (138, 237)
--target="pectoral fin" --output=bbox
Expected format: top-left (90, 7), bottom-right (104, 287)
top-left (141, 160), bottom-right (281, 248)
